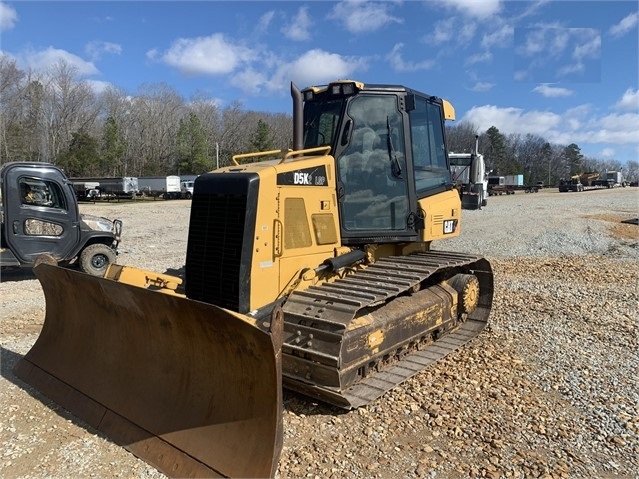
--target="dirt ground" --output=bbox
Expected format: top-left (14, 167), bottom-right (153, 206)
top-left (1, 187), bottom-right (638, 479)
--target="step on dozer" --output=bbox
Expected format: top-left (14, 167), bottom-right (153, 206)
top-left (13, 264), bottom-right (283, 478)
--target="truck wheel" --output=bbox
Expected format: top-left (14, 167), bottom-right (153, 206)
top-left (79, 244), bottom-right (116, 277)
top-left (185, 192), bottom-right (192, 200)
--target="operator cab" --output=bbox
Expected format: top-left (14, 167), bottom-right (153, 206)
top-left (301, 80), bottom-right (454, 245)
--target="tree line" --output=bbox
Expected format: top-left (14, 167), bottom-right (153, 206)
top-left (0, 58), bottom-right (292, 177)
top-left (2, 57), bottom-right (636, 183)
top-left (446, 122), bottom-right (638, 185)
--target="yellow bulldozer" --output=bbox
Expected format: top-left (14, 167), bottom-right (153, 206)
top-left (14, 80), bottom-right (494, 478)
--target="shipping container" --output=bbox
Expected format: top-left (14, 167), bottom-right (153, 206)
top-left (503, 174), bottom-right (524, 187)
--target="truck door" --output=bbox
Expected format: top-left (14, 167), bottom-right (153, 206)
top-left (3, 165), bottom-right (80, 265)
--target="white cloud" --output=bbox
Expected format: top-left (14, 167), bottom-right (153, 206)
top-left (518, 27), bottom-right (568, 58)
top-left (470, 82), bottom-right (494, 92)
top-left (267, 49), bottom-right (367, 93)
top-left (85, 41), bottom-right (122, 61)
top-left (283, 6), bottom-right (312, 41)
top-left (572, 30), bottom-right (600, 60)
top-left (425, 17), bottom-right (476, 47)
top-left (609, 11), bottom-right (639, 37)
top-left (85, 79), bottom-right (113, 95)
top-left (615, 88), bottom-right (639, 111)
top-left (557, 61), bottom-right (584, 77)
top-left (461, 104), bottom-right (639, 147)
top-left (19, 47), bottom-right (98, 76)
top-left (598, 147), bottom-right (616, 159)
top-left (441, 0), bottom-right (502, 18)
top-left (256, 11), bottom-right (276, 36)
top-left (328, 0), bottom-right (402, 34)
top-left (156, 34), bottom-right (257, 75)
top-left (0, 1), bottom-right (17, 31)
top-left (386, 43), bottom-right (434, 72)
top-left (233, 68), bottom-right (268, 96)
top-left (532, 84), bottom-right (574, 98)
top-left (426, 18), bottom-right (455, 45)
top-left (481, 24), bottom-right (512, 49)
top-left (465, 51), bottom-right (492, 65)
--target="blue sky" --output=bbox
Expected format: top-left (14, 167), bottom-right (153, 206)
top-left (1, 1), bottom-right (638, 164)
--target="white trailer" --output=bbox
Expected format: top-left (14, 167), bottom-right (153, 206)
top-left (138, 176), bottom-right (182, 199)
top-left (72, 177), bottom-right (139, 198)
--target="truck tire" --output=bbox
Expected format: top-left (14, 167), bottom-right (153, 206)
top-left (79, 244), bottom-right (116, 277)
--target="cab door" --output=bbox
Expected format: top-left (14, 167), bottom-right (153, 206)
top-left (3, 164), bottom-right (81, 265)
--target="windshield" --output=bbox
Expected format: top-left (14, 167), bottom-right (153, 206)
top-left (449, 155), bottom-right (471, 166)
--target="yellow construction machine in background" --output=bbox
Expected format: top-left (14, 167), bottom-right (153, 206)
top-left (15, 80), bottom-right (493, 478)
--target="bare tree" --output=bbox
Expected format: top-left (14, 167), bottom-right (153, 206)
top-left (128, 83), bottom-right (186, 175)
top-left (0, 56), bottom-right (26, 163)
top-left (37, 60), bottom-right (101, 162)
top-left (446, 120), bottom-right (479, 153)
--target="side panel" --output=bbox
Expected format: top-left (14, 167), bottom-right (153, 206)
top-left (418, 189), bottom-right (462, 241)
top-left (271, 160), bottom-right (341, 301)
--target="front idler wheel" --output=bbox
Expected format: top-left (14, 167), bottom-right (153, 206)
top-left (448, 274), bottom-right (480, 315)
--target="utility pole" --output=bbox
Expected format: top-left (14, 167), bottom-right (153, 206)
top-left (216, 142), bottom-right (219, 170)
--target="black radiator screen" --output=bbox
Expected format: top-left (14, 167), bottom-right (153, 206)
top-left (185, 172), bottom-right (258, 313)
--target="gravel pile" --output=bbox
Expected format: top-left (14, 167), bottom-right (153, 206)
top-left (1, 187), bottom-right (637, 479)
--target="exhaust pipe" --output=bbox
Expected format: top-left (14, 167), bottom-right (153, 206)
top-left (468, 135), bottom-right (480, 192)
top-left (291, 82), bottom-right (304, 151)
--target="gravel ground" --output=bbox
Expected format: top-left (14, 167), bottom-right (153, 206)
top-left (1, 187), bottom-right (637, 479)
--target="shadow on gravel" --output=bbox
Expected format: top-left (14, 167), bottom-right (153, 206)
top-left (0, 268), bottom-right (36, 282)
top-left (282, 389), bottom-right (349, 417)
top-left (0, 346), bottom-right (113, 443)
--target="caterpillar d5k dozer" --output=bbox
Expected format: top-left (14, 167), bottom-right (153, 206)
top-left (15, 80), bottom-right (493, 478)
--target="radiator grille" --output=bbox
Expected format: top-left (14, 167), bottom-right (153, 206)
top-left (185, 173), bottom-right (257, 312)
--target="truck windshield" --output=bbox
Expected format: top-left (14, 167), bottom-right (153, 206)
top-left (449, 156), bottom-right (471, 166)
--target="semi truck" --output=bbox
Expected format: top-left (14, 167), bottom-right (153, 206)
top-left (449, 136), bottom-right (488, 209)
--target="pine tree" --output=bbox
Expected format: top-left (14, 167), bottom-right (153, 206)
top-left (101, 116), bottom-right (126, 176)
top-left (177, 112), bottom-right (210, 174)
top-left (57, 130), bottom-right (100, 177)
top-left (563, 143), bottom-right (584, 176)
top-left (250, 119), bottom-right (274, 152)
top-left (485, 126), bottom-right (507, 174)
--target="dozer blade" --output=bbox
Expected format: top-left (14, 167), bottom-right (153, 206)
top-left (13, 264), bottom-right (283, 479)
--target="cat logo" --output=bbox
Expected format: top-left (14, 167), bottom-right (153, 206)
top-left (443, 219), bottom-right (457, 234)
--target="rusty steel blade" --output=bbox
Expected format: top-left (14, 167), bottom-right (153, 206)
top-left (14, 264), bottom-right (283, 478)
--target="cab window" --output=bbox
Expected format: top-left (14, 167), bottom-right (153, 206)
top-left (409, 99), bottom-right (449, 195)
top-left (336, 94), bottom-right (409, 231)
top-left (20, 178), bottom-right (66, 209)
